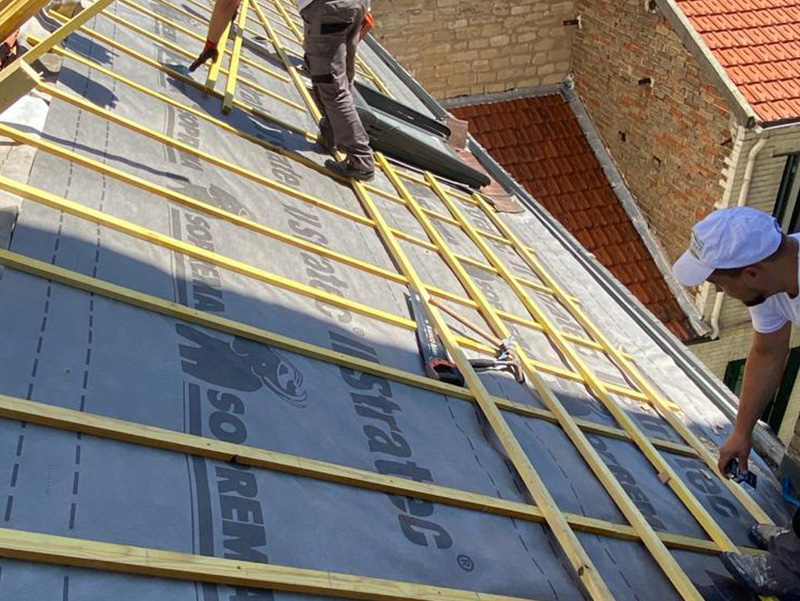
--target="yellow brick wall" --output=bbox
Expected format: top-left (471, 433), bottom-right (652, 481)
top-left (369, 0), bottom-right (576, 99)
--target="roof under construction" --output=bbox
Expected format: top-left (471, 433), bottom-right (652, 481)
top-left (0, 2), bottom-right (792, 601)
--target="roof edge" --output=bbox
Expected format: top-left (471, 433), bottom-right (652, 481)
top-left (560, 78), bottom-right (711, 341)
top-left (654, 0), bottom-right (760, 128)
top-left (362, 36), bottom-right (785, 465)
top-left (439, 85), bottom-right (562, 111)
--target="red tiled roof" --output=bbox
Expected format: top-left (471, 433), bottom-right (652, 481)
top-left (676, 0), bottom-right (800, 123)
top-left (452, 95), bottom-right (698, 342)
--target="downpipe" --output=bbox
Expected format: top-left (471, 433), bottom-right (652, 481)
top-left (710, 129), bottom-right (768, 339)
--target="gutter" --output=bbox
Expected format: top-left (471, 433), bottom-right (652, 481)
top-left (364, 35), bottom-right (784, 465)
top-left (654, 0), bottom-right (760, 128)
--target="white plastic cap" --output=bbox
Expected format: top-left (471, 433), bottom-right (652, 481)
top-left (673, 207), bottom-right (782, 287)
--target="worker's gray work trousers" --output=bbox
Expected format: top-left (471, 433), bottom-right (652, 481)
top-left (301, 0), bottom-right (374, 172)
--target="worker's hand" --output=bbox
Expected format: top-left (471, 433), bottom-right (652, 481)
top-left (718, 429), bottom-right (752, 476)
top-left (189, 44), bottom-right (219, 73)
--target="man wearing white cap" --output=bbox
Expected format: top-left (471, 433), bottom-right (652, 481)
top-left (674, 206), bottom-right (800, 596)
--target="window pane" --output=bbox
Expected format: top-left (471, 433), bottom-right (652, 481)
top-left (723, 358), bottom-right (746, 397)
top-left (775, 154), bottom-right (799, 224)
top-left (762, 347), bottom-right (800, 432)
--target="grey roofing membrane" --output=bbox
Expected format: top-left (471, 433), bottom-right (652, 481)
top-left (0, 1), bottom-right (793, 600)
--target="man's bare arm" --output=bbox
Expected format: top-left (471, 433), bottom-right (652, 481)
top-left (189, 0), bottom-right (241, 72)
top-left (718, 321), bottom-right (791, 473)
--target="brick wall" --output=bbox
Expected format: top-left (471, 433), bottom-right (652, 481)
top-left (571, 0), bottom-right (735, 264)
top-left (369, 0), bottom-right (576, 100)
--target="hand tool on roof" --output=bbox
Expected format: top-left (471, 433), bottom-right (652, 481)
top-left (407, 290), bottom-right (464, 386)
top-left (725, 458), bottom-right (757, 490)
top-left (428, 297), bottom-right (524, 384)
top-left (407, 292), bottom-right (525, 385)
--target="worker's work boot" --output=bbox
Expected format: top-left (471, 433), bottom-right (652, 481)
top-left (720, 552), bottom-right (800, 597)
top-left (325, 158), bottom-right (374, 182)
top-left (750, 524), bottom-right (791, 550)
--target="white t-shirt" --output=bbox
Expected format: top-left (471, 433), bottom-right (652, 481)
top-left (749, 233), bottom-right (800, 333)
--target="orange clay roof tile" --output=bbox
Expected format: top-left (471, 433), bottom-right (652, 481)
top-left (452, 95), bottom-right (697, 342)
top-left (676, 0), bottom-right (800, 122)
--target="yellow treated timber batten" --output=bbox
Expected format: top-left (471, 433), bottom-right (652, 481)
top-left (0, 249), bottom-right (690, 459)
top-left (0, 394), bottom-right (731, 554)
top-left (422, 173), bottom-right (704, 601)
top-left (0, 0), bottom-right (116, 111)
top-left (0, 248), bottom-right (466, 397)
top-left (250, 0), bottom-right (321, 123)
top-left (96, 9), bottom-right (305, 111)
top-left (0, 0), bottom-right (48, 42)
top-left (0, 174), bottom-right (415, 332)
top-left (35, 35), bottom-right (646, 402)
top-left (355, 159), bottom-right (616, 600)
top-left (0, 59), bottom-right (39, 115)
top-left (0, 119), bottom-right (529, 337)
top-left (0, 124), bottom-right (620, 394)
top-left (44, 12), bottom-right (310, 140)
top-left (258, 0), bottom-right (388, 96)
top-left (38, 79), bottom-right (372, 226)
top-left (223, 0), bottom-right (251, 112)
top-left (14, 394), bottom-right (741, 553)
top-left (36, 17), bottom-right (586, 317)
top-left (204, 19), bottom-right (230, 92)
top-left (475, 195), bottom-right (775, 528)
top-left (2, 78), bottom-right (613, 365)
top-left (0, 121), bottom-right (406, 284)
top-left (120, 0), bottom-right (291, 83)
top-left (0, 527), bottom-right (548, 601)
top-left (19, 0), bottom-right (116, 63)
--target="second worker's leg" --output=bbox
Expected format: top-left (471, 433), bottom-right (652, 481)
top-left (303, 0), bottom-right (373, 177)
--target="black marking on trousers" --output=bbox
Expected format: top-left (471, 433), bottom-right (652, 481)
top-left (311, 73), bottom-right (334, 84)
top-left (320, 21), bottom-right (351, 34)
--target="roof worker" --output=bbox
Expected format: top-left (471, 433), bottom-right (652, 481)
top-left (300, 0), bottom-right (375, 181)
top-left (673, 206), bottom-right (800, 598)
top-left (188, 0), bottom-right (240, 72)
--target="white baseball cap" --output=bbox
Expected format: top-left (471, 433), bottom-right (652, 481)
top-left (673, 207), bottom-right (783, 287)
